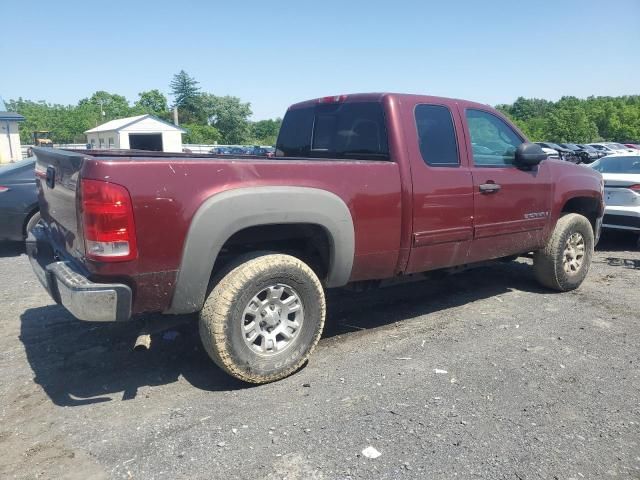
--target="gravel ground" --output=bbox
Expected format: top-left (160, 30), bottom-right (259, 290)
top-left (0, 232), bottom-right (639, 480)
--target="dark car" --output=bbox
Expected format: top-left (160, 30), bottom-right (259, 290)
top-left (229, 147), bottom-right (249, 155)
top-left (575, 144), bottom-right (606, 160)
top-left (211, 147), bottom-right (232, 155)
top-left (536, 142), bottom-right (579, 163)
top-left (0, 157), bottom-right (39, 241)
top-left (559, 143), bottom-right (598, 164)
top-left (247, 146), bottom-right (272, 156)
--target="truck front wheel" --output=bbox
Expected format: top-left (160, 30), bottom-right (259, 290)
top-left (199, 254), bottom-right (326, 384)
top-left (533, 213), bottom-right (594, 291)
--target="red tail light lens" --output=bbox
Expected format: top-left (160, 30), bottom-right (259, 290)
top-left (80, 179), bottom-right (137, 261)
top-left (0, 186), bottom-right (9, 193)
top-left (629, 184), bottom-right (640, 193)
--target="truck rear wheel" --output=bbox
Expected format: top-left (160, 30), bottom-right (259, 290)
top-left (199, 254), bottom-right (326, 384)
top-left (533, 213), bottom-right (594, 291)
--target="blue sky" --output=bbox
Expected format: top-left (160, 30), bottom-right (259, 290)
top-left (2, 0), bottom-right (639, 119)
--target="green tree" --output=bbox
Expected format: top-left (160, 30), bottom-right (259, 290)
top-left (169, 70), bottom-right (203, 123)
top-left (135, 89), bottom-right (169, 116)
top-left (182, 123), bottom-right (221, 144)
top-left (251, 118), bottom-right (281, 145)
top-left (499, 97), bottom-right (553, 122)
top-left (7, 99), bottom-right (96, 144)
top-left (204, 95), bottom-right (252, 144)
top-left (78, 91), bottom-right (132, 121)
top-left (498, 95), bottom-right (640, 143)
top-left (169, 70), bottom-right (200, 107)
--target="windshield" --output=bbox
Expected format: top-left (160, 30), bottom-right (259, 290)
top-left (591, 156), bottom-right (640, 174)
top-left (607, 143), bottom-right (627, 150)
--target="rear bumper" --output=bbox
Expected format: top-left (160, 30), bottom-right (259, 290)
top-left (26, 223), bottom-right (132, 322)
top-left (602, 206), bottom-right (640, 232)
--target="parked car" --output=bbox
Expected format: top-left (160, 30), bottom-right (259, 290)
top-left (559, 143), bottom-right (598, 164)
top-left (229, 147), bottom-right (249, 155)
top-left (246, 146), bottom-right (266, 156)
top-left (535, 142), bottom-right (579, 163)
top-left (623, 143), bottom-right (640, 150)
top-left (533, 143), bottom-right (560, 160)
top-left (589, 154), bottom-right (640, 235)
top-left (28, 93), bottom-right (604, 384)
top-left (247, 146), bottom-right (276, 156)
top-left (576, 144), bottom-right (607, 160)
top-left (0, 157), bottom-right (39, 241)
top-left (588, 142), bottom-right (637, 156)
top-left (211, 147), bottom-right (232, 155)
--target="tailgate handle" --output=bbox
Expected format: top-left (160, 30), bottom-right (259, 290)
top-left (46, 166), bottom-right (56, 189)
top-left (479, 182), bottom-right (501, 194)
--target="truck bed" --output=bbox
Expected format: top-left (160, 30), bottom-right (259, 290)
top-left (34, 148), bottom-right (404, 314)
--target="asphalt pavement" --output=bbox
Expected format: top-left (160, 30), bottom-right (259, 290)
top-left (0, 232), bottom-right (639, 479)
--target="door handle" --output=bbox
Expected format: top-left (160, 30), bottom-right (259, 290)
top-left (479, 182), bottom-right (501, 193)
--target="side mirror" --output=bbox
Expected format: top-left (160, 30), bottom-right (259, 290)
top-left (515, 142), bottom-right (547, 167)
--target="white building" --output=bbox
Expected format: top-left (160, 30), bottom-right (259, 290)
top-left (85, 114), bottom-right (186, 152)
top-left (0, 97), bottom-right (25, 163)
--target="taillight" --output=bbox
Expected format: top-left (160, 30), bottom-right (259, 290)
top-left (629, 184), bottom-right (640, 193)
top-left (318, 95), bottom-right (347, 103)
top-left (0, 186), bottom-right (9, 193)
top-left (80, 179), bottom-right (137, 261)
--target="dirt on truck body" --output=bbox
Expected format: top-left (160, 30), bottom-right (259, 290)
top-left (28, 92), bottom-right (604, 383)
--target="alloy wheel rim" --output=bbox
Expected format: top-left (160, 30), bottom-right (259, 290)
top-left (563, 232), bottom-right (585, 275)
top-left (241, 284), bottom-right (304, 356)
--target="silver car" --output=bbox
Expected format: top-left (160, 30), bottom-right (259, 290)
top-left (590, 155), bottom-right (640, 236)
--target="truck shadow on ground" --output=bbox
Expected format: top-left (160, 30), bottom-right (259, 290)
top-left (0, 241), bottom-right (26, 258)
top-left (596, 230), bottom-right (639, 253)
top-left (20, 260), bottom-right (546, 406)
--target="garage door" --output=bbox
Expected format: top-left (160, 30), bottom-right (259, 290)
top-left (129, 133), bottom-right (163, 151)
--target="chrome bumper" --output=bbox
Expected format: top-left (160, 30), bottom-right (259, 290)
top-left (26, 223), bottom-right (132, 322)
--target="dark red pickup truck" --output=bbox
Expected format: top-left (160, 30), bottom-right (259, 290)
top-left (29, 93), bottom-right (604, 383)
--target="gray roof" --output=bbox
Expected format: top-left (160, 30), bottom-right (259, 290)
top-left (85, 114), bottom-right (186, 133)
top-left (0, 111), bottom-right (25, 121)
top-left (0, 97), bottom-right (25, 122)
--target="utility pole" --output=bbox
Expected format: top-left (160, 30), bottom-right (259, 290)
top-left (173, 106), bottom-right (179, 126)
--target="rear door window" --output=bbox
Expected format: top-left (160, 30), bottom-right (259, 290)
top-left (414, 104), bottom-right (459, 166)
top-left (276, 102), bottom-right (389, 160)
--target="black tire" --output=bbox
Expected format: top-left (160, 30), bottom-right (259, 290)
top-left (25, 210), bottom-right (40, 238)
top-left (533, 213), bottom-right (594, 291)
top-left (199, 254), bottom-right (326, 384)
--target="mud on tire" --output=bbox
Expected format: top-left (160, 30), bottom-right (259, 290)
top-left (533, 213), bottom-right (594, 292)
top-left (199, 254), bottom-right (326, 384)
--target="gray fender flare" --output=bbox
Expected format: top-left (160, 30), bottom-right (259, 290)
top-left (167, 186), bottom-right (355, 314)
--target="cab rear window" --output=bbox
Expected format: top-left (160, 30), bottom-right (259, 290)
top-left (276, 102), bottom-right (389, 160)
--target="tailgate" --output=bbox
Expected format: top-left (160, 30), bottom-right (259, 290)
top-left (34, 148), bottom-right (87, 260)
